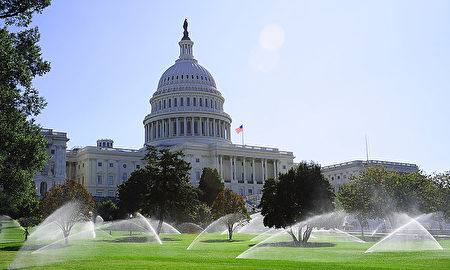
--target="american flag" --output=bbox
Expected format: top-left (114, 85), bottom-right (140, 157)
top-left (235, 125), bottom-right (243, 134)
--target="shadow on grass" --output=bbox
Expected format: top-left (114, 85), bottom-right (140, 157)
top-left (101, 236), bottom-right (158, 243)
top-left (0, 245), bottom-right (21, 251)
top-left (160, 237), bottom-right (181, 242)
top-left (201, 239), bottom-right (244, 243)
top-left (258, 242), bottom-right (336, 248)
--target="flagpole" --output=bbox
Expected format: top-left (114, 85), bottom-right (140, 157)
top-left (242, 128), bottom-right (244, 145)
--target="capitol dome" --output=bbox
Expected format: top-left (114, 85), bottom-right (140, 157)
top-left (143, 20), bottom-right (232, 147)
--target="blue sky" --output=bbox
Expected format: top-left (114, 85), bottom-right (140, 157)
top-left (30, 0), bottom-right (449, 174)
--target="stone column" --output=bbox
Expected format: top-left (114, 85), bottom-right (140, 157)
top-left (261, 159), bottom-right (264, 182)
top-left (252, 158), bottom-right (255, 183)
top-left (230, 156), bottom-right (233, 182)
top-left (222, 121), bottom-right (225, 138)
top-left (191, 117), bottom-right (194, 136)
top-left (183, 117), bottom-right (187, 136)
top-left (233, 156), bottom-right (237, 182)
top-left (199, 117), bottom-right (202, 136)
top-left (206, 118), bottom-right (210, 136)
top-left (176, 118), bottom-right (180, 136)
top-left (243, 157), bottom-right (246, 184)
top-left (220, 155), bottom-right (223, 180)
top-left (168, 118), bottom-right (172, 137)
top-left (264, 159), bottom-right (268, 182)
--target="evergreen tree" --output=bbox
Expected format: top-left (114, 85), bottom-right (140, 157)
top-left (198, 167), bottom-right (224, 206)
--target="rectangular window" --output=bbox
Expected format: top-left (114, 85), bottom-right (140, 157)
top-left (180, 98), bottom-right (184, 106)
top-left (199, 98), bottom-right (202, 106)
top-left (51, 149), bottom-right (55, 154)
top-left (196, 171), bottom-right (200, 181)
top-left (205, 99), bottom-right (208, 107)
top-left (158, 101), bottom-right (161, 109)
top-left (108, 191), bottom-right (114, 197)
top-left (195, 158), bottom-right (200, 163)
top-left (136, 165), bottom-right (140, 169)
top-left (248, 189), bottom-right (253, 195)
top-left (96, 191), bottom-right (102, 197)
top-left (210, 99), bottom-right (213, 108)
top-left (98, 162), bottom-right (102, 167)
top-left (108, 176), bottom-right (113, 185)
top-left (193, 98), bottom-right (196, 106)
top-left (122, 173), bottom-right (127, 181)
top-left (168, 99), bottom-right (171, 107)
top-left (174, 98), bottom-right (177, 107)
top-left (109, 163), bottom-right (113, 167)
top-left (97, 175), bottom-right (102, 185)
top-left (187, 97), bottom-right (190, 106)
top-left (283, 165), bottom-right (286, 169)
top-left (163, 100), bottom-right (166, 108)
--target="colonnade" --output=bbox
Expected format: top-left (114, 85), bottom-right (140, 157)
top-left (145, 117), bottom-right (231, 142)
top-left (215, 155), bottom-right (279, 184)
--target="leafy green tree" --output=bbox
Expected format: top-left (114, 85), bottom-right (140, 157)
top-left (211, 190), bottom-right (249, 240)
top-left (95, 200), bottom-right (119, 221)
top-left (117, 168), bottom-right (149, 217)
top-left (198, 167), bottom-right (224, 206)
top-left (0, 0), bottom-right (51, 219)
top-left (118, 145), bottom-right (199, 235)
top-left (337, 182), bottom-right (372, 239)
top-left (39, 180), bottom-right (94, 219)
top-left (260, 162), bottom-right (334, 245)
top-left (39, 180), bottom-right (94, 244)
top-left (430, 173), bottom-right (450, 230)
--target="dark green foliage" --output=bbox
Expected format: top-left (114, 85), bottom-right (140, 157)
top-left (118, 145), bottom-right (199, 234)
top-left (95, 200), bottom-right (119, 221)
top-left (260, 161), bottom-right (334, 244)
top-left (198, 167), bottom-right (224, 206)
top-left (0, 0), bottom-right (51, 219)
top-left (0, 0), bottom-right (51, 27)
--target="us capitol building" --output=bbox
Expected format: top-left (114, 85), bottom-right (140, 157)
top-left (34, 22), bottom-right (295, 198)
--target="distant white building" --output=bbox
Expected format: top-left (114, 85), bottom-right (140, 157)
top-left (322, 160), bottom-right (419, 193)
top-left (33, 128), bottom-right (69, 196)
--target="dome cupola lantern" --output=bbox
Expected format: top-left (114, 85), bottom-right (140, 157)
top-left (179, 19), bottom-right (194, 60)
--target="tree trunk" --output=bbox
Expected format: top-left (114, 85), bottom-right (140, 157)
top-left (228, 225), bottom-right (233, 241)
top-left (302, 225), bottom-right (313, 244)
top-left (357, 216), bottom-right (365, 241)
top-left (287, 228), bottom-right (299, 245)
top-left (157, 219), bottom-right (163, 236)
top-left (63, 230), bottom-right (69, 245)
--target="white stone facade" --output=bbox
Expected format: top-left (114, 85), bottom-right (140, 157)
top-left (322, 160), bottom-right (419, 193)
top-left (66, 141), bottom-right (145, 198)
top-left (33, 129), bottom-right (69, 196)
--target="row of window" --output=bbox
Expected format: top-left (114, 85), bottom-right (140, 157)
top-left (152, 96), bottom-right (222, 112)
top-left (96, 173), bottom-right (128, 185)
top-left (162, 74), bottom-right (212, 83)
top-left (95, 190), bottom-right (116, 197)
top-left (96, 162), bottom-right (140, 169)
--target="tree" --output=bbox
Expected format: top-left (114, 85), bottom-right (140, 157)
top-left (211, 190), bottom-right (249, 240)
top-left (0, 0), bottom-right (51, 219)
top-left (118, 145), bottom-right (199, 235)
top-left (39, 180), bottom-right (94, 244)
top-left (430, 173), bottom-right (450, 230)
top-left (95, 200), bottom-right (119, 221)
top-left (198, 167), bottom-right (224, 206)
top-left (337, 182), bottom-right (372, 239)
top-left (117, 168), bottom-right (149, 217)
top-left (338, 167), bottom-right (436, 228)
top-left (260, 162), bottom-right (334, 245)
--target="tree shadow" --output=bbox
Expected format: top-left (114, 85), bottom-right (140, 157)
top-left (0, 245), bottom-right (21, 251)
top-left (259, 241), bottom-right (336, 248)
top-left (101, 236), bottom-right (158, 243)
top-left (201, 239), bottom-right (244, 243)
top-left (160, 237), bottom-right (181, 242)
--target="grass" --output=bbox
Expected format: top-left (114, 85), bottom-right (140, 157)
top-left (0, 221), bottom-right (449, 269)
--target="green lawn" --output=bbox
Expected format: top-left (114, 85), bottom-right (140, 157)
top-left (1, 221), bottom-right (449, 269)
